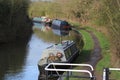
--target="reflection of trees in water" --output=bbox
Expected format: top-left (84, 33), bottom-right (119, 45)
top-left (0, 0), bottom-right (32, 43)
top-left (33, 29), bottom-right (84, 50)
top-left (33, 29), bottom-right (61, 43)
top-left (0, 41), bottom-right (28, 79)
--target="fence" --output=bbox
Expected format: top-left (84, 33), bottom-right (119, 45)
top-left (45, 63), bottom-right (95, 80)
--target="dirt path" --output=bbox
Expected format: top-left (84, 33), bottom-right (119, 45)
top-left (86, 30), bottom-right (102, 80)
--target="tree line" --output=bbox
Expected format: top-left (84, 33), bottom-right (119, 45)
top-left (0, 0), bottom-right (32, 43)
top-left (29, 0), bottom-right (120, 66)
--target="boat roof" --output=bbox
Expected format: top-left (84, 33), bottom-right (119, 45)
top-left (46, 40), bottom-right (75, 51)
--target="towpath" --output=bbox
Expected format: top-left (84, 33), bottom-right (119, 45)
top-left (85, 30), bottom-right (102, 80)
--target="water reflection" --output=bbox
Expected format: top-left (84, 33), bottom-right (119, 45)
top-left (33, 29), bottom-right (83, 49)
top-left (0, 34), bottom-right (52, 80)
top-left (0, 41), bottom-right (27, 80)
top-left (33, 22), bottom-right (45, 30)
top-left (0, 23), bottom-right (83, 80)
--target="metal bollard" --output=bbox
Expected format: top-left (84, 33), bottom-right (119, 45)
top-left (103, 68), bottom-right (110, 80)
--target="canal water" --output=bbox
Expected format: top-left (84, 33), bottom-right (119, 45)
top-left (0, 23), bottom-right (83, 80)
top-left (0, 33), bottom-right (52, 80)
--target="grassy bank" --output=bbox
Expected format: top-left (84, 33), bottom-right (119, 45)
top-left (84, 27), bottom-right (120, 79)
top-left (66, 26), bottom-right (111, 80)
top-left (83, 27), bottom-right (110, 70)
top-left (95, 30), bottom-right (110, 71)
top-left (75, 30), bottom-right (94, 63)
top-left (93, 28), bottom-right (120, 79)
top-left (63, 29), bottom-right (94, 80)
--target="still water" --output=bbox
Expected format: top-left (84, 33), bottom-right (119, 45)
top-left (0, 22), bottom-right (82, 80)
top-left (0, 34), bottom-right (52, 80)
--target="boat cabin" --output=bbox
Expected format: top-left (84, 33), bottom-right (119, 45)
top-left (38, 40), bottom-right (79, 66)
top-left (38, 40), bottom-right (79, 80)
top-left (51, 19), bottom-right (71, 36)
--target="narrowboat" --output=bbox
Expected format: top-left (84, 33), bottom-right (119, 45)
top-left (38, 40), bottom-right (80, 80)
top-left (51, 19), bottom-right (71, 36)
top-left (32, 17), bottom-right (51, 31)
top-left (32, 17), bottom-right (51, 23)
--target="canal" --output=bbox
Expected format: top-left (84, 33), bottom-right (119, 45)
top-left (0, 23), bottom-right (83, 80)
top-left (0, 34), bottom-right (52, 80)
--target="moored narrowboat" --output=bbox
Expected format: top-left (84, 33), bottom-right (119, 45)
top-left (32, 17), bottom-right (51, 23)
top-left (51, 19), bottom-right (72, 36)
top-left (38, 40), bottom-right (80, 80)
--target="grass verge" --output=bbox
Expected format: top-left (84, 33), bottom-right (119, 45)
top-left (66, 26), bottom-right (111, 80)
top-left (63, 29), bottom-right (94, 80)
top-left (93, 28), bottom-right (120, 80)
top-left (94, 30), bottom-right (110, 71)
top-left (75, 30), bottom-right (94, 63)
top-left (83, 26), bottom-right (111, 71)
